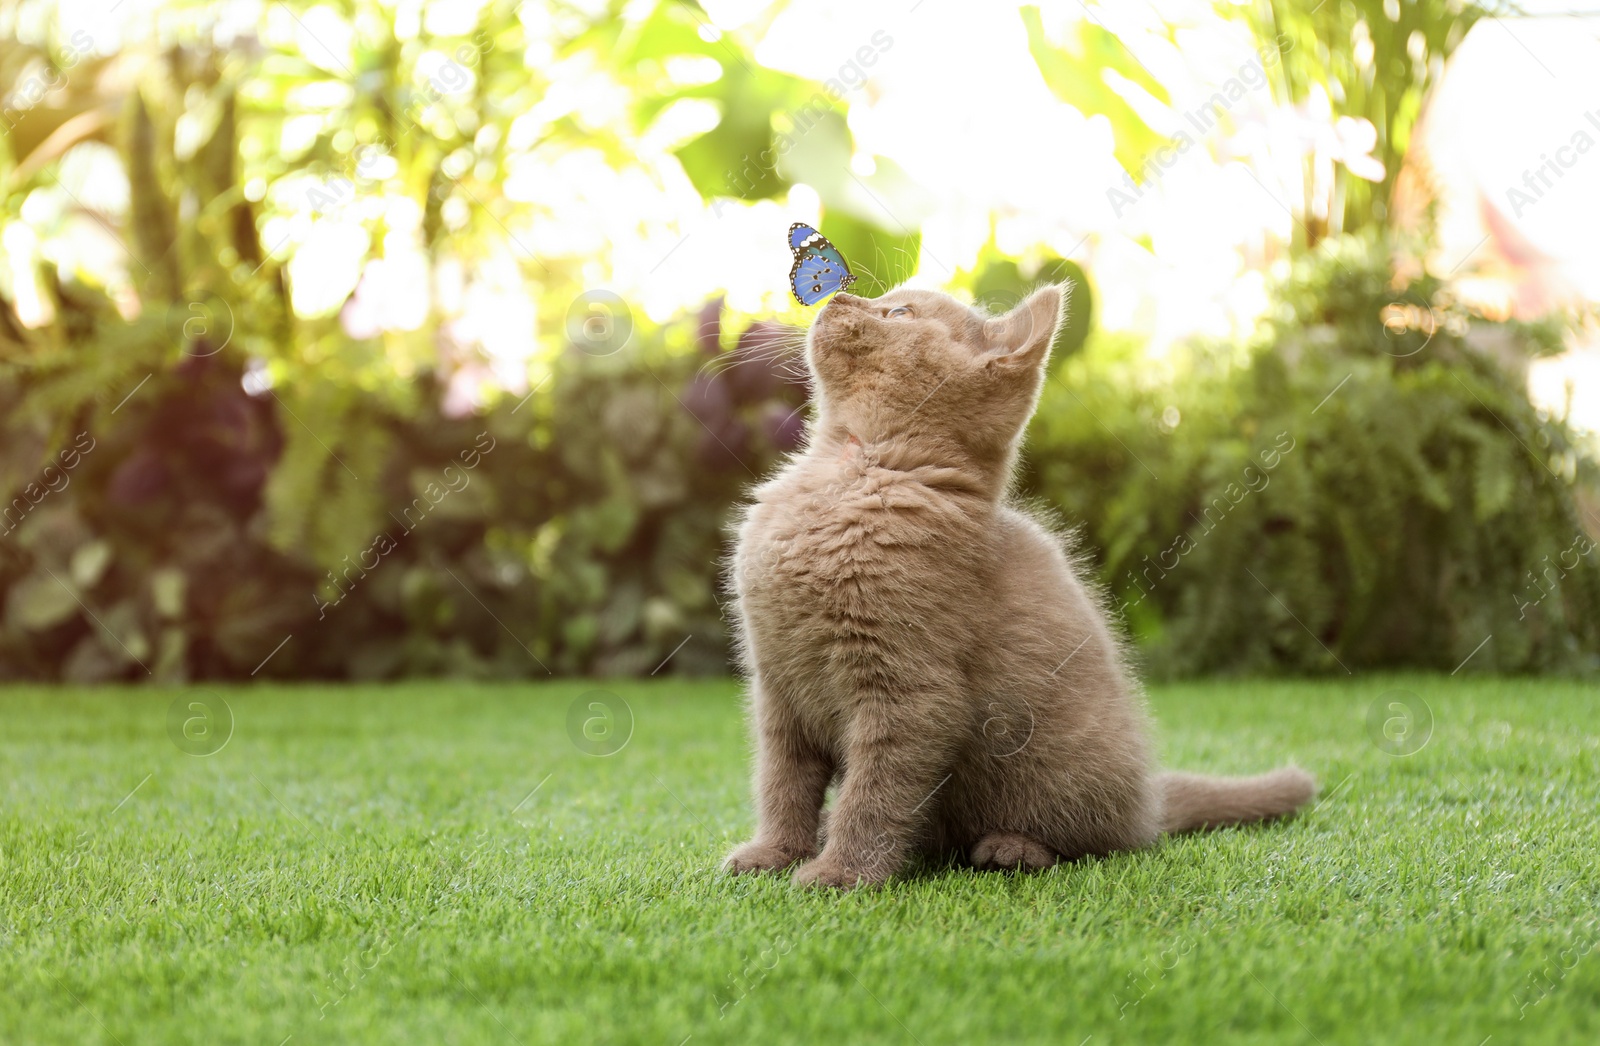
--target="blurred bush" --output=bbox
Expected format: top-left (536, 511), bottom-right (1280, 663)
top-left (0, 3), bottom-right (824, 681)
top-left (7, 223), bottom-right (1594, 680)
top-left (1023, 233), bottom-right (1600, 676)
top-left (0, 275), bottom-right (812, 680)
top-left (2, 1), bottom-right (1595, 681)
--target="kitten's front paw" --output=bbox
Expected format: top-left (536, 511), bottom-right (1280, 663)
top-left (722, 840), bottom-right (809, 875)
top-left (792, 853), bottom-right (886, 890)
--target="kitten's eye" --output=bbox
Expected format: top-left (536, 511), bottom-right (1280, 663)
top-left (885, 306), bottom-right (912, 318)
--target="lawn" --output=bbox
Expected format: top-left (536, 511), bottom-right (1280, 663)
top-left (1, 676), bottom-right (1596, 1045)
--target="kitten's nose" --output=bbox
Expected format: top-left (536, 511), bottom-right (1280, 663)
top-left (829, 292), bottom-right (866, 308)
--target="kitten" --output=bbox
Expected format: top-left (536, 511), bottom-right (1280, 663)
top-left (723, 284), bottom-right (1315, 889)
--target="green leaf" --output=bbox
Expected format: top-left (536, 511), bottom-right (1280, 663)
top-left (673, 58), bottom-right (814, 201)
top-left (150, 567), bottom-right (186, 619)
top-left (1021, 6), bottom-right (1171, 178)
top-left (5, 571), bottom-right (80, 632)
top-left (70, 540), bottom-right (113, 589)
top-left (777, 114), bottom-right (937, 231)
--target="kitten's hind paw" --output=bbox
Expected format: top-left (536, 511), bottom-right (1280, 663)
top-left (970, 831), bottom-right (1057, 871)
top-left (722, 840), bottom-right (810, 875)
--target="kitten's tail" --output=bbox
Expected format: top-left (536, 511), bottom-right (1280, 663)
top-left (1156, 767), bottom-right (1317, 833)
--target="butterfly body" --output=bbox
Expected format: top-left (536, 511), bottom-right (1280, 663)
top-left (788, 222), bottom-right (856, 306)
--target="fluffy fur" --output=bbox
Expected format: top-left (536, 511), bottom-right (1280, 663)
top-left (723, 285), bottom-right (1315, 888)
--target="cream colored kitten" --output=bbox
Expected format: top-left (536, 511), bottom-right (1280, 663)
top-left (724, 285), bottom-right (1315, 889)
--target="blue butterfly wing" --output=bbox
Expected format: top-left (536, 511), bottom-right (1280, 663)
top-left (789, 223), bottom-right (821, 249)
top-left (787, 224), bottom-right (856, 305)
top-left (792, 252), bottom-right (851, 306)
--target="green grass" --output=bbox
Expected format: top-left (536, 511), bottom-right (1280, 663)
top-left (2, 677), bottom-right (1597, 1045)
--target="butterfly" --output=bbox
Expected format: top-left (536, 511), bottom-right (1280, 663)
top-left (788, 222), bottom-right (856, 306)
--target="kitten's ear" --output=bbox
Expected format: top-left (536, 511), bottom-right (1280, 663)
top-left (984, 284), bottom-right (1066, 370)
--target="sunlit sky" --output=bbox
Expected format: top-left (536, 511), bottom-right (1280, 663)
top-left (10, 0), bottom-right (1600, 430)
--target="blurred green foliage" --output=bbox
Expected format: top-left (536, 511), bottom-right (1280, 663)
top-left (0, 1), bottom-right (822, 680)
top-left (1035, 0), bottom-right (1484, 245)
top-left (1024, 234), bottom-right (1600, 676)
top-left (0, 282), bottom-right (809, 680)
top-left (1, 0), bottom-right (1594, 681)
top-left (1022, 5), bottom-right (1173, 176)
top-left (1230, 0), bottom-right (1483, 242)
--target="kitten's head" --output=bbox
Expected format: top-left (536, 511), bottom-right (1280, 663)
top-left (805, 284), bottom-right (1066, 468)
